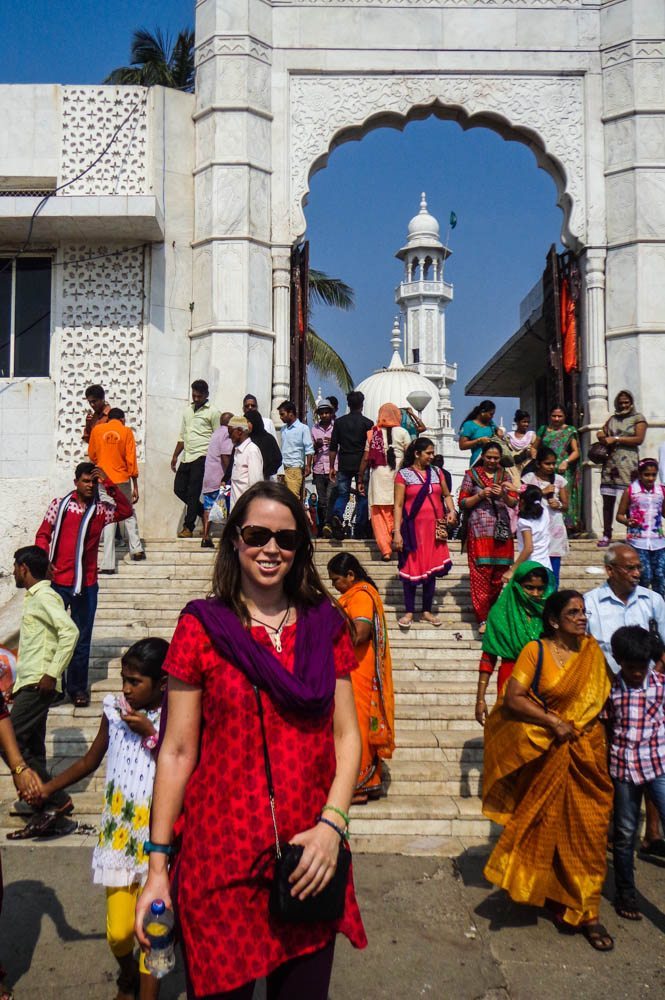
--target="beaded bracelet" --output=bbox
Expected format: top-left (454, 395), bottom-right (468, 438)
top-left (317, 815), bottom-right (349, 842)
top-left (322, 804), bottom-right (350, 828)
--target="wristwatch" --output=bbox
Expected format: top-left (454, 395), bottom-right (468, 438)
top-left (12, 763), bottom-right (28, 776)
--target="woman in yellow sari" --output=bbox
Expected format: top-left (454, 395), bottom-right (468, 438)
top-left (482, 590), bottom-right (614, 951)
top-left (328, 553), bottom-right (395, 804)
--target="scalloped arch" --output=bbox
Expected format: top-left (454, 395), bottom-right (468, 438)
top-left (289, 74), bottom-right (585, 250)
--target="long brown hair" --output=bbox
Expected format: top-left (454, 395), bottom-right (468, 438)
top-left (211, 481), bottom-right (332, 624)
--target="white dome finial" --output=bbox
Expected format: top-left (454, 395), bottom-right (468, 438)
top-left (390, 316), bottom-right (401, 353)
top-left (420, 192), bottom-right (428, 213)
top-left (389, 317), bottom-right (403, 370)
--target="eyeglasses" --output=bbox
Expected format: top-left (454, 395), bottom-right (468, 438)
top-left (237, 525), bottom-right (303, 551)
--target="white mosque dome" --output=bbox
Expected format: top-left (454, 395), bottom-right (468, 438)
top-left (405, 192), bottom-right (443, 249)
top-left (356, 318), bottom-right (439, 430)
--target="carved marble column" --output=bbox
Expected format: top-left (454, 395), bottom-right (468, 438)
top-left (191, 0), bottom-right (274, 413)
top-left (271, 247), bottom-right (291, 418)
top-left (581, 248), bottom-right (608, 426)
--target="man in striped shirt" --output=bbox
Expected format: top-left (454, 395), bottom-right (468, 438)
top-left (604, 625), bottom-right (665, 920)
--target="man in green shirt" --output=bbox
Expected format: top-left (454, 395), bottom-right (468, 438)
top-left (171, 379), bottom-right (221, 538)
top-left (7, 545), bottom-right (79, 838)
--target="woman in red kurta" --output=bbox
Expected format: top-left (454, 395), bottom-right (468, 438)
top-left (136, 481), bottom-right (366, 999)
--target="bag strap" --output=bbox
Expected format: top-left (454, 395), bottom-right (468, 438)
top-left (253, 685), bottom-right (282, 860)
top-left (530, 640), bottom-right (547, 711)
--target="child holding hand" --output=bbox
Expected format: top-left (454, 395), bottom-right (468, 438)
top-left (33, 637), bottom-right (168, 1000)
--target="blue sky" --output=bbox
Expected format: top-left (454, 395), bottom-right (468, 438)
top-left (1, 0), bottom-right (563, 427)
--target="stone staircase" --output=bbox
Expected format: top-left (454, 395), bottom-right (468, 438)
top-left (0, 538), bottom-right (608, 855)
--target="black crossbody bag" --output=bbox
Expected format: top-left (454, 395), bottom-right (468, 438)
top-left (253, 686), bottom-right (351, 923)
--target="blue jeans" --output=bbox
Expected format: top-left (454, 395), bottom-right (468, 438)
top-left (612, 773), bottom-right (665, 905)
top-left (550, 556), bottom-right (561, 586)
top-left (636, 547), bottom-right (665, 599)
top-left (52, 583), bottom-right (99, 696)
top-left (331, 470), bottom-right (368, 538)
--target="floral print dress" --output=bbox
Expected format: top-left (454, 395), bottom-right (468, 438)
top-left (92, 693), bottom-right (161, 887)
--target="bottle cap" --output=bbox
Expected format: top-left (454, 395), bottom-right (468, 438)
top-left (151, 899), bottom-right (166, 916)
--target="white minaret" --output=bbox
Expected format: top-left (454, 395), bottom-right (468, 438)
top-left (395, 193), bottom-right (458, 461)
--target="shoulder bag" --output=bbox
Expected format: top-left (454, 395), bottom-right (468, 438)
top-left (253, 685), bottom-right (351, 923)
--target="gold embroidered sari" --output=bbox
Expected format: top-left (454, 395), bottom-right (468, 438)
top-left (482, 636), bottom-right (612, 926)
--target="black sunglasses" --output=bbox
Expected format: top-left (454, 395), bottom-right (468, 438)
top-left (237, 525), bottom-right (303, 551)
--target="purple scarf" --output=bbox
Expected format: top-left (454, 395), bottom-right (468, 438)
top-left (182, 597), bottom-right (345, 716)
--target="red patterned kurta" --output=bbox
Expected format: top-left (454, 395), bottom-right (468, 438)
top-left (164, 614), bottom-right (367, 996)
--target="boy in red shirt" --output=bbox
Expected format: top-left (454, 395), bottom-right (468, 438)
top-left (35, 462), bottom-right (132, 706)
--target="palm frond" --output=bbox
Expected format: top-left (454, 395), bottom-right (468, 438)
top-left (103, 66), bottom-right (144, 85)
top-left (170, 29), bottom-right (195, 91)
top-left (104, 25), bottom-right (195, 91)
top-left (130, 27), bottom-right (171, 69)
top-left (306, 327), bottom-right (354, 393)
top-left (309, 269), bottom-right (355, 311)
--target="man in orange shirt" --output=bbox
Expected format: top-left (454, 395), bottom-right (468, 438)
top-left (88, 407), bottom-right (145, 570)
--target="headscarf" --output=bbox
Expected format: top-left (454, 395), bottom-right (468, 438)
top-left (613, 389), bottom-right (635, 415)
top-left (481, 560), bottom-right (557, 661)
top-left (377, 403), bottom-right (401, 428)
top-left (246, 410), bottom-right (282, 478)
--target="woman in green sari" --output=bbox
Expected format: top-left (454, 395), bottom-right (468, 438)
top-left (475, 561), bottom-right (556, 725)
top-left (533, 405), bottom-right (581, 532)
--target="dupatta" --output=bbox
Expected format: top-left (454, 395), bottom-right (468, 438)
top-left (183, 597), bottom-right (346, 716)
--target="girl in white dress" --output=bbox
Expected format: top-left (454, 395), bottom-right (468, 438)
top-left (503, 485), bottom-right (553, 584)
top-left (522, 446), bottom-right (570, 584)
top-left (37, 638), bottom-right (168, 1000)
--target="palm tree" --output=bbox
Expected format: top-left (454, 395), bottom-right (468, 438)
top-left (307, 269), bottom-right (355, 410)
top-left (104, 27), bottom-right (195, 92)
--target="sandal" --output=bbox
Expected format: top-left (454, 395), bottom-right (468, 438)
top-left (0, 983), bottom-right (13, 1000)
top-left (640, 837), bottom-right (665, 858)
top-left (615, 901), bottom-right (642, 921)
top-left (6, 799), bottom-right (73, 840)
top-left (352, 793), bottom-right (369, 805)
top-left (398, 615), bottom-right (413, 629)
top-left (421, 613), bottom-right (441, 628)
top-left (581, 922), bottom-right (614, 951)
top-left (73, 691), bottom-right (90, 708)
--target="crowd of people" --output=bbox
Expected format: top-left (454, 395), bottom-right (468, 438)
top-left (0, 380), bottom-right (664, 997)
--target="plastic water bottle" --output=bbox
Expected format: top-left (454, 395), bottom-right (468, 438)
top-left (143, 899), bottom-right (175, 979)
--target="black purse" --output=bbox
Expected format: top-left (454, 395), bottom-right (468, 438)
top-left (490, 496), bottom-right (512, 543)
top-left (253, 686), bottom-right (351, 923)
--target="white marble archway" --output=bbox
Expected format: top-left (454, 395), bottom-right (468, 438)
top-left (288, 73), bottom-right (586, 250)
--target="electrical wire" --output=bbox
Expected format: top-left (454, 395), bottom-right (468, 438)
top-left (0, 88), bottom-right (149, 274)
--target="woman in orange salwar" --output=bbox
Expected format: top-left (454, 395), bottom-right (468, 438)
top-left (482, 590), bottom-right (615, 951)
top-left (328, 553), bottom-right (395, 804)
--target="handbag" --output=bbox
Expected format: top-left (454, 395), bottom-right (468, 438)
top-left (253, 685), bottom-right (351, 923)
top-left (588, 442), bottom-right (610, 466)
top-left (489, 496), bottom-right (512, 543)
top-left (435, 518), bottom-right (448, 542)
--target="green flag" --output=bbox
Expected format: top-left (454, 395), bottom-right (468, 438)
top-left (449, 211), bottom-right (457, 230)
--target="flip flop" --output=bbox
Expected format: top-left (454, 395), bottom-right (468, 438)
top-left (422, 615), bottom-right (442, 628)
top-left (581, 922), bottom-right (614, 951)
top-left (398, 616), bottom-right (413, 629)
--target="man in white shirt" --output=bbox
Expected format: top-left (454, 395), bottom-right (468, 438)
top-left (228, 416), bottom-right (264, 508)
top-left (585, 542), bottom-right (665, 673)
